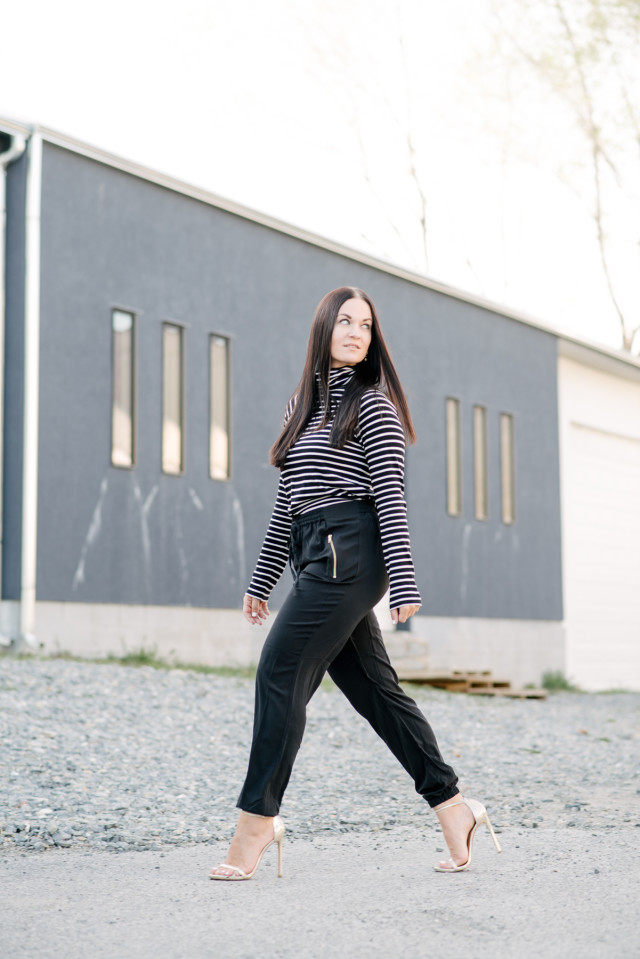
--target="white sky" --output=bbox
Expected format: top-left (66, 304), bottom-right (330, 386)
top-left (2, 0), bottom-right (638, 351)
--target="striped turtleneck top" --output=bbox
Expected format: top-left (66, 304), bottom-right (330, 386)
top-left (247, 365), bottom-right (422, 610)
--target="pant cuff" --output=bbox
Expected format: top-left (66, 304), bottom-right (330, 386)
top-left (423, 782), bottom-right (460, 809)
top-left (236, 800), bottom-right (280, 817)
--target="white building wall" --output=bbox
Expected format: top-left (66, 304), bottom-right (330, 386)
top-left (34, 602), bottom-right (266, 668)
top-left (387, 615), bottom-right (565, 688)
top-left (558, 348), bottom-right (640, 690)
top-left (31, 598), bottom-right (563, 690)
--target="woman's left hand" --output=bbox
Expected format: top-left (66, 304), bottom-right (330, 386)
top-left (391, 604), bottom-right (421, 624)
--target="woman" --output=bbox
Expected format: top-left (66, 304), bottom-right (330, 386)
top-left (210, 287), bottom-right (501, 880)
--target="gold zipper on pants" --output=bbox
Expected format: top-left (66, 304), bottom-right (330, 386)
top-left (327, 534), bottom-right (337, 578)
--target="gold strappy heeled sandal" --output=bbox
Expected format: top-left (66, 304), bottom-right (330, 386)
top-left (209, 814), bottom-right (285, 881)
top-left (434, 797), bottom-right (501, 873)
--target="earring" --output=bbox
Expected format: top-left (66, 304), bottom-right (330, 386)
top-left (364, 353), bottom-right (368, 363)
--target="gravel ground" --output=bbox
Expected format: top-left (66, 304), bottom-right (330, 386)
top-left (1, 656), bottom-right (639, 851)
top-left (1, 656), bottom-right (639, 959)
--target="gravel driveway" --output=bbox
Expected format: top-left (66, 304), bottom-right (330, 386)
top-left (1, 656), bottom-right (638, 958)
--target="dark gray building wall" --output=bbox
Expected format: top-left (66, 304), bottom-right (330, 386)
top-left (375, 281), bottom-right (564, 620)
top-left (2, 152), bottom-right (27, 600)
top-left (34, 142), bottom-right (563, 620)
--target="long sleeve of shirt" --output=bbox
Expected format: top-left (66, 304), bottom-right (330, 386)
top-left (246, 474), bottom-right (292, 601)
top-left (357, 391), bottom-right (421, 609)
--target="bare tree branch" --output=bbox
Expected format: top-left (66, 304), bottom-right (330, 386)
top-left (397, 28), bottom-right (430, 273)
top-left (554, 0), bottom-right (631, 348)
top-left (351, 116), bottom-right (424, 270)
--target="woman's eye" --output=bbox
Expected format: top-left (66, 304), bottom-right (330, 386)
top-left (339, 318), bottom-right (350, 325)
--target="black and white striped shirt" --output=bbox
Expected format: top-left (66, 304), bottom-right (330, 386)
top-left (247, 365), bottom-right (422, 610)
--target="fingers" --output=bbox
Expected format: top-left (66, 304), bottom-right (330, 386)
top-left (243, 594), bottom-right (270, 625)
top-left (391, 604), bottom-right (421, 624)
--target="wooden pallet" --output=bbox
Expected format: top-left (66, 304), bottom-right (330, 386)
top-left (467, 687), bottom-right (547, 700)
top-left (397, 669), bottom-right (547, 700)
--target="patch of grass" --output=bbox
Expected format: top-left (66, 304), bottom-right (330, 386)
top-left (595, 688), bottom-right (632, 695)
top-left (7, 648), bottom-right (337, 686)
top-left (47, 649), bottom-right (257, 680)
top-left (541, 670), bottom-right (581, 692)
top-left (107, 649), bottom-right (165, 669)
top-left (194, 664), bottom-right (257, 680)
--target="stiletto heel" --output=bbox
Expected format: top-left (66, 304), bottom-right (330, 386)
top-left (209, 816), bottom-right (285, 881)
top-left (433, 797), bottom-right (501, 873)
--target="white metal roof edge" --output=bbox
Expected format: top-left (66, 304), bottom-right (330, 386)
top-left (2, 115), bottom-right (639, 374)
top-left (558, 336), bottom-right (640, 382)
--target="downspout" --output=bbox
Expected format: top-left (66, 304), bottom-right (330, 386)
top-left (20, 131), bottom-right (42, 646)
top-left (0, 132), bottom-right (26, 646)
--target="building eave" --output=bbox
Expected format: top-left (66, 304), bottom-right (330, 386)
top-left (558, 336), bottom-right (640, 383)
top-left (2, 114), bottom-right (639, 376)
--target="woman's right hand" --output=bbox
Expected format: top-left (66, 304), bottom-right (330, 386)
top-left (243, 594), bottom-right (270, 625)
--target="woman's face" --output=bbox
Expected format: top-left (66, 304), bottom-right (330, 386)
top-left (330, 297), bottom-right (373, 369)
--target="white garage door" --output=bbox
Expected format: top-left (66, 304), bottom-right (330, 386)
top-left (564, 422), bottom-right (640, 690)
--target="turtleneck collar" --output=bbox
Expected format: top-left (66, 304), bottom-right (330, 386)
top-left (317, 365), bottom-right (357, 387)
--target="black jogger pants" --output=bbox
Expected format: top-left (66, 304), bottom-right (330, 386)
top-left (236, 500), bottom-right (459, 816)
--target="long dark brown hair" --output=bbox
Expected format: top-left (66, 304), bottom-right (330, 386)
top-left (270, 287), bottom-right (416, 467)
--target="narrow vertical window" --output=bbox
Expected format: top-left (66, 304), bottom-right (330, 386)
top-left (445, 398), bottom-right (462, 516)
top-left (210, 335), bottom-right (230, 480)
top-left (500, 413), bottom-right (516, 524)
top-left (111, 309), bottom-right (135, 467)
top-left (162, 323), bottom-right (184, 474)
top-left (473, 405), bottom-right (488, 520)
